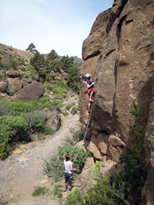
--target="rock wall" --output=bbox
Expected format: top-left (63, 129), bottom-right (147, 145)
top-left (80, 0), bottom-right (154, 162)
top-left (142, 85), bottom-right (154, 204)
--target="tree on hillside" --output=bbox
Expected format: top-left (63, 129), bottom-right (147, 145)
top-left (30, 51), bottom-right (45, 70)
top-left (67, 64), bottom-right (80, 93)
top-left (59, 56), bottom-right (74, 73)
top-left (26, 43), bottom-right (37, 53)
top-left (47, 49), bottom-right (59, 60)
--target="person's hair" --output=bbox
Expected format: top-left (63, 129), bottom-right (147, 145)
top-left (88, 76), bottom-right (91, 80)
top-left (65, 154), bottom-right (71, 161)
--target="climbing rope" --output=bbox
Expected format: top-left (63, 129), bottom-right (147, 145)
top-left (69, 103), bottom-right (93, 168)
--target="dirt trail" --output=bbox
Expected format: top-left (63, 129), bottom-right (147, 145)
top-left (0, 111), bottom-right (79, 205)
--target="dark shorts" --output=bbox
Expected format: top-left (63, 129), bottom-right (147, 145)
top-left (64, 172), bottom-right (73, 186)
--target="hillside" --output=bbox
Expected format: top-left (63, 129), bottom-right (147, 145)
top-left (0, 43), bottom-right (34, 64)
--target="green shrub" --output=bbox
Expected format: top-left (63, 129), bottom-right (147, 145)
top-left (117, 101), bottom-right (147, 204)
top-left (0, 98), bottom-right (10, 116)
top-left (0, 116), bottom-right (29, 158)
top-left (7, 86), bottom-right (17, 96)
top-left (18, 65), bottom-right (26, 72)
top-left (27, 69), bottom-right (39, 80)
top-left (30, 96), bottom-right (51, 109)
top-left (84, 173), bottom-right (127, 205)
top-left (72, 130), bottom-right (83, 144)
top-left (43, 142), bottom-right (89, 181)
top-left (0, 71), bottom-right (6, 80)
top-left (63, 111), bottom-right (68, 117)
top-left (32, 186), bottom-right (50, 197)
top-left (9, 101), bottom-right (33, 115)
top-left (0, 124), bottom-right (14, 159)
top-left (50, 99), bottom-right (63, 108)
top-left (43, 126), bottom-right (54, 135)
top-left (43, 154), bottom-right (64, 182)
top-left (32, 184), bottom-right (63, 201)
top-left (65, 103), bottom-right (75, 110)
top-left (65, 189), bottom-right (84, 205)
top-left (71, 107), bottom-right (79, 115)
top-left (22, 110), bottom-right (47, 134)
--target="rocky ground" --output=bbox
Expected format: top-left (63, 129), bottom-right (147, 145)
top-left (0, 96), bottom-right (80, 205)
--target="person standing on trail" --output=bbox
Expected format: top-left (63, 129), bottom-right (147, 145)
top-left (85, 73), bottom-right (95, 114)
top-left (63, 154), bottom-right (75, 193)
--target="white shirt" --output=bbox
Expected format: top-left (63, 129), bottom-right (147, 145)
top-left (64, 160), bottom-right (72, 174)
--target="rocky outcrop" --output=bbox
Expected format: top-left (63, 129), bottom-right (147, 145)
top-left (80, 0), bottom-right (154, 164)
top-left (46, 109), bottom-right (61, 131)
top-left (12, 81), bottom-right (44, 101)
top-left (0, 82), bottom-right (8, 92)
top-left (142, 85), bottom-right (154, 205)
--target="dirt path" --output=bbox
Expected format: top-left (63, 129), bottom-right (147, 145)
top-left (0, 111), bottom-right (79, 205)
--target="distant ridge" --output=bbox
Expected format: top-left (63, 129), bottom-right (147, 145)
top-left (0, 43), bottom-right (82, 65)
top-left (0, 43), bottom-right (34, 64)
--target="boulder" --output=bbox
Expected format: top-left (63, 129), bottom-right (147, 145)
top-left (87, 141), bottom-right (103, 160)
top-left (0, 81), bottom-right (8, 92)
top-left (46, 109), bottom-right (61, 131)
top-left (8, 78), bottom-right (23, 91)
top-left (12, 81), bottom-right (44, 101)
top-left (98, 133), bottom-right (109, 155)
top-left (75, 140), bottom-right (87, 151)
top-left (6, 70), bottom-right (20, 78)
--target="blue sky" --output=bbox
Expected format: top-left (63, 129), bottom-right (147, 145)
top-left (0, 0), bottom-right (113, 58)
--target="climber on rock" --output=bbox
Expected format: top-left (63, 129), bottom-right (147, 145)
top-left (85, 73), bottom-right (95, 114)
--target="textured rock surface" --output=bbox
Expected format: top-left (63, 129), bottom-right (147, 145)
top-left (12, 81), bottom-right (44, 101)
top-left (142, 85), bottom-right (154, 205)
top-left (46, 109), bottom-right (61, 131)
top-left (0, 81), bottom-right (8, 92)
top-left (80, 0), bottom-right (154, 204)
top-left (80, 0), bottom-right (154, 162)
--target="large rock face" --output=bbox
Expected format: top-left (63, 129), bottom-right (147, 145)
top-left (142, 85), bottom-right (154, 205)
top-left (80, 0), bottom-right (154, 163)
top-left (80, 0), bottom-right (154, 203)
top-left (12, 81), bottom-right (44, 101)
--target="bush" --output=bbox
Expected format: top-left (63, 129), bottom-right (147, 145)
top-left (9, 101), bottom-right (33, 115)
top-left (0, 71), bottom-right (6, 80)
top-left (30, 96), bottom-right (51, 110)
top-left (84, 173), bottom-right (127, 205)
top-left (65, 103), bottom-right (75, 110)
top-left (71, 107), bottom-right (79, 115)
top-left (65, 189), bottom-right (84, 205)
top-left (43, 141), bottom-right (89, 181)
top-left (44, 82), bottom-right (64, 96)
top-left (21, 110), bottom-right (47, 134)
top-left (7, 86), bottom-right (17, 96)
top-left (0, 98), bottom-right (10, 116)
top-left (0, 116), bottom-right (29, 159)
top-left (50, 99), bottom-right (63, 108)
top-left (27, 69), bottom-right (38, 80)
top-left (32, 186), bottom-right (50, 197)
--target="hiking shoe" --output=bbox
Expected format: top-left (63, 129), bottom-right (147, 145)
top-left (89, 99), bottom-right (94, 102)
top-left (67, 190), bottom-right (70, 193)
top-left (63, 189), bottom-right (67, 192)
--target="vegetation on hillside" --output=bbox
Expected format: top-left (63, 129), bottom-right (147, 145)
top-left (0, 43), bottom-right (81, 93)
top-left (0, 43), bottom-right (80, 159)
